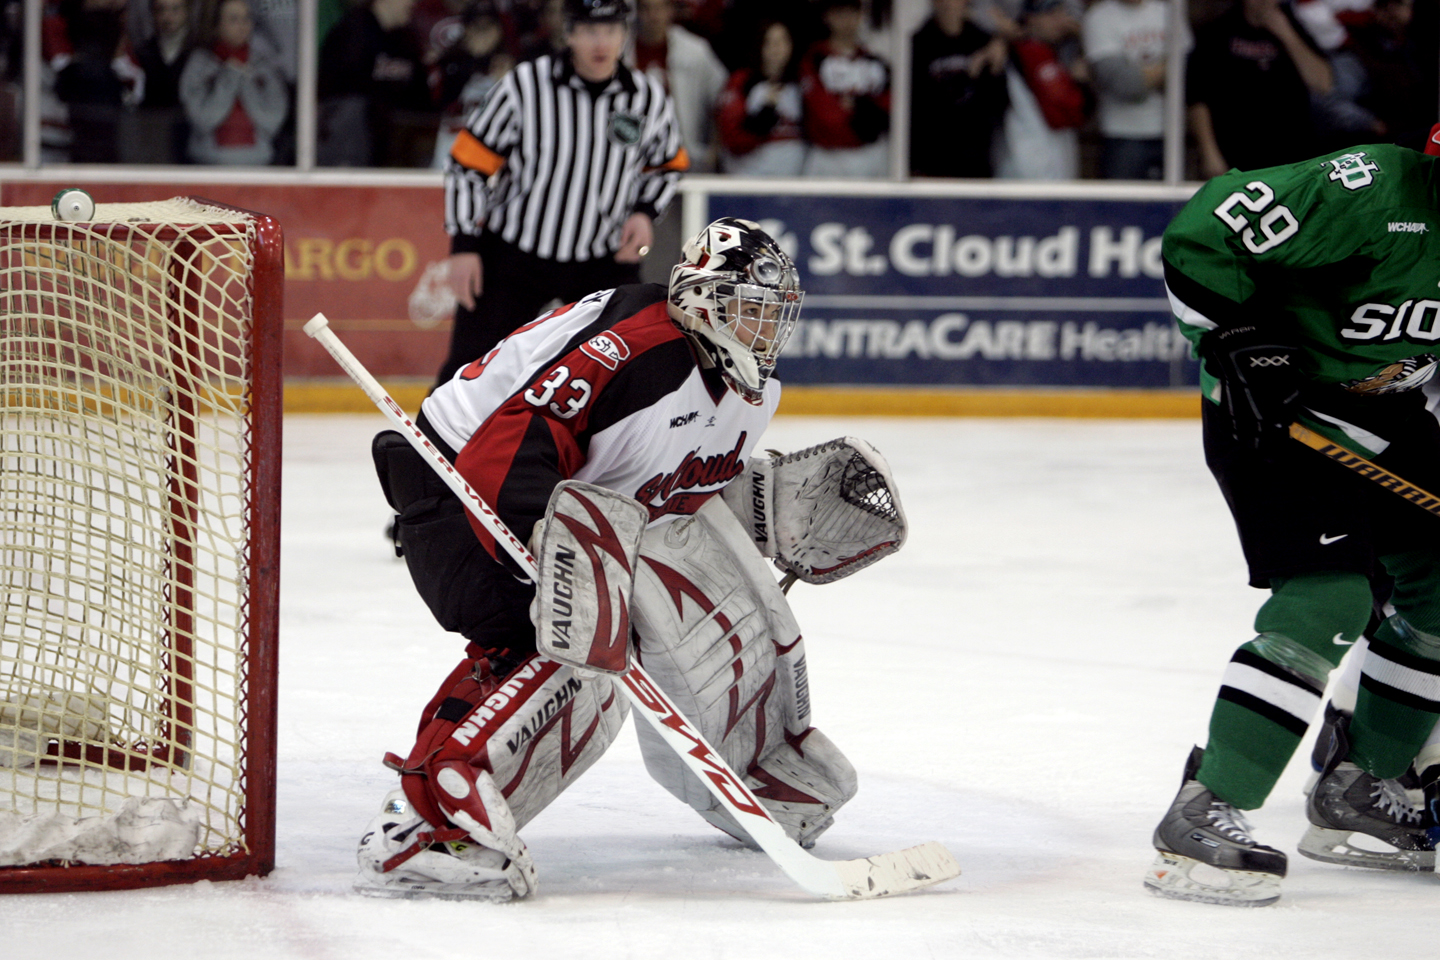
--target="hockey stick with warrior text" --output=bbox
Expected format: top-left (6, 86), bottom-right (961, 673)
top-left (303, 313), bottom-right (960, 900)
top-left (1289, 422), bottom-right (1440, 519)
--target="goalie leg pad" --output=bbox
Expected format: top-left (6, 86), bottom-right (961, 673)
top-left (365, 653), bottom-right (628, 898)
top-left (403, 653), bottom-right (629, 831)
top-left (642, 723), bottom-right (858, 849)
top-left (630, 497), bottom-right (856, 847)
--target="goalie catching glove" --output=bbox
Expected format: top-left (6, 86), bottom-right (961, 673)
top-left (721, 436), bottom-right (907, 584)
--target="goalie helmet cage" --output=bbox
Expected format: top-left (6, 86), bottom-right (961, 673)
top-left (0, 198), bottom-right (281, 892)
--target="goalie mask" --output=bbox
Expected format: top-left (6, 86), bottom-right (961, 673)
top-left (669, 218), bottom-right (804, 402)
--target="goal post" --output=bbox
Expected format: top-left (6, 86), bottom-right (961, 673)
top-left (0, 197), bottom-right (281, 891)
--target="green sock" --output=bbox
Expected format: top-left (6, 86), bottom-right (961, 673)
top-left (1349, 551), bottom-right (1440, 778)
top-left (1196, 572), bottom-right (1368, 808)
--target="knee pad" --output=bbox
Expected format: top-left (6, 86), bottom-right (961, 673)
top-left (1383, 549), bottom-right (1440, 636)
top-left (629, 497), bottom-right (857, 847)
top-left (390, 653), bottom-right (629, 844)
top-left (1254, 572), bottom-right (1373, 664)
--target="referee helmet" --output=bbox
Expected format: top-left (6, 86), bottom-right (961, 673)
top-left (669, 218), bottom-right (804, 402)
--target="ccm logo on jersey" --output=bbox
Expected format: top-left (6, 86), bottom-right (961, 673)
top-left (579, 332), bottom-right (631, 370)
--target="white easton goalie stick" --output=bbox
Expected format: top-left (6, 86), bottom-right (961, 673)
top-left (304, 313), bottom-right (960, 900)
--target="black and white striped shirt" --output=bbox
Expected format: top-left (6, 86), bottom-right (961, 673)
top-left (444, 53), bottom-right (689, 263)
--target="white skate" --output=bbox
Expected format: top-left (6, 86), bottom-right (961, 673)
top-left (354, 790), bottom-right (536, 901)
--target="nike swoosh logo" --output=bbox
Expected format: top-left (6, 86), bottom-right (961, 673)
top-left (1333, 633), bottom-right (1355, 646)
top-left (1319, 533), bottom-right (1348, 545)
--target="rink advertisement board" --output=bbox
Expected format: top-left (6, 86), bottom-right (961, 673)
top-left (2, 175), bottom-right (1200, 390)
top-left (704, 191), bottom-right (1200, 389)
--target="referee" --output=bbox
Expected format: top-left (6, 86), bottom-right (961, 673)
top-left (434, 0), bottom-right (690, 385)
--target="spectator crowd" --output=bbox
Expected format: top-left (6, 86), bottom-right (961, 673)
top-left (1, 0), bottom-right (1436, 177)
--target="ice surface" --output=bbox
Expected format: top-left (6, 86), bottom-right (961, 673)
top-left (10, 414), bottom-right (1439, 959)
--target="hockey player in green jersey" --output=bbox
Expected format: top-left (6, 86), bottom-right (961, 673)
top-left (1147, 135), bottom-right (1440, 907)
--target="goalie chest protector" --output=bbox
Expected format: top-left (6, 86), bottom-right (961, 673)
top-left (421, 284), bottom-right (781, 545)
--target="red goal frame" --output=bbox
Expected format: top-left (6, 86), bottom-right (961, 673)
top-left (0, 202), bottom-right (282, 892)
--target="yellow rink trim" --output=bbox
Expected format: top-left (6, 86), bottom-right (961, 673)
top-left (284, 381), bottom-right (1202, 418)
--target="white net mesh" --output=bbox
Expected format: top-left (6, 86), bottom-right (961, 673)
top-left (0, 199), bottom-right (262, 867)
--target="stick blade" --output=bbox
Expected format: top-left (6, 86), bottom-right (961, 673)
top-left (827, 841), bottom-right (960, 900)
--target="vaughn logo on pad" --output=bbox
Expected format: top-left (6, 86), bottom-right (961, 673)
top-left (533, 481), bottom-right (648, 675)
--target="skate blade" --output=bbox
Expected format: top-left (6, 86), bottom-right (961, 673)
top-left (1297, 826), bottom-right (1435, 872)
top-left (1143, 850), bottom-right (1281, 907)
top-left (353, 871), bottom-right (517, 902)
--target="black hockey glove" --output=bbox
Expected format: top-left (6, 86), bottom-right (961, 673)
top-left (1201, 324), bottom-right (1302, 452)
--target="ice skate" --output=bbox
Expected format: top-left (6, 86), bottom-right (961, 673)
top-left (1420, 764), bottom-right (1440, 849)
top-left (1303, 701), bottom-right (1348, 796)
top-left (1144, 747), bottom-right (1286, 907)
top-left (1298, 761), bottom-right (1434, 871)
top-left (354, 790), bottom-right (536, 901)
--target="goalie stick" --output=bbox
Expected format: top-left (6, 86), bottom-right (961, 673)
top-left (1289, 422), bottom-right (1440, 519)
top-left (303, 313), bottom-right (959, 901)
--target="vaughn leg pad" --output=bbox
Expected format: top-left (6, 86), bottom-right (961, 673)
top-left (630, 497), bottom-right (856, 847)
top-left (361, 654), bottom-right (629, 899)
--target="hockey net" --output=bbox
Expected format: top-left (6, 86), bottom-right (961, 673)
top-left (0, 198), bottom-right (281, 891)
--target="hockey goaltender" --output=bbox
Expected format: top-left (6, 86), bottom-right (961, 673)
top-left (357, 218), bottom-right (909, 900)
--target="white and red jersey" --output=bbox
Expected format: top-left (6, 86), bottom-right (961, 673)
top-left (421, 283), bottom-right (780, 562)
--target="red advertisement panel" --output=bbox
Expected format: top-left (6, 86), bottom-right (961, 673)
top-left (0, 181), bottom-right (451, 379)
